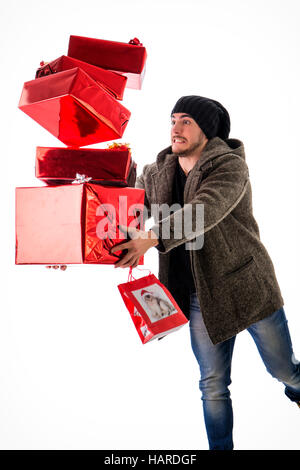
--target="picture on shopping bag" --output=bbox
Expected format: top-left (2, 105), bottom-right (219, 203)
top-left (131, 283), bottom-right (177, 322)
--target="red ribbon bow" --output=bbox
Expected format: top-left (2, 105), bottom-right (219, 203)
top-left (129, 38), bottom-right (143, 46)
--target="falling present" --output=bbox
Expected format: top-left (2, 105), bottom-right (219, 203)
top-left (35, 145), bottom-right (137, 187)
top-left (68, 35), bottom-right (147, 90)
top-left (35, 55), bottom-right (127, 100)
top-left (15, 183), bottom-right (145, 265)
top-left (18, 67), bottom-right (131, 147)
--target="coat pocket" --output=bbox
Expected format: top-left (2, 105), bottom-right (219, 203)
top-left (211, 255), bottom-right (270, 323)
top-left (223, 255), bottom-right (254, 277)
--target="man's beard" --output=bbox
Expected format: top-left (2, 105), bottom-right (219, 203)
top-left (172, 139), bottom-right (203, 157)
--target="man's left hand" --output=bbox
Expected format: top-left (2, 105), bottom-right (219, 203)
top-left (111, 225), bottom-right (159, 269)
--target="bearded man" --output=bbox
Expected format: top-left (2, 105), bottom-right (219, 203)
top-left (111, 95), bottom-right (300, 450)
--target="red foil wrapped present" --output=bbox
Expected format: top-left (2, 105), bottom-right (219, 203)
top-left (68, 35), bottom-right (147, 90)
top-left (35, 145), bottom-right (137, 187)
top-left (35, 55), bottom-right (127, 100)
top-left (18, 68), bottom-right (131, 147)
top-left (15, 184), bottom-right (145, 265)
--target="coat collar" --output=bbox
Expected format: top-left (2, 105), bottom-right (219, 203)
top-left (154, 136), bottom-right (245, 173)
top-left (151, 137), bottom-right (245, 205)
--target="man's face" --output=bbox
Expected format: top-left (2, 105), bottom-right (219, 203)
top-left (171, 112), bottom-right (207, 157)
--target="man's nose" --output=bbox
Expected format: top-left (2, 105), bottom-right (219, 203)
top-left (172, 121), bottom-right (182, 133)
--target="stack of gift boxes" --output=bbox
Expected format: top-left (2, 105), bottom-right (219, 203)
top-left (15, 35), bottom-right (147, 266)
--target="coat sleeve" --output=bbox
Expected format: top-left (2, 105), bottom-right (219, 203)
top-left (135, 165), bottom-right (165, 250)
top-left (150, 154), bottom-right (249, 253)
top-left (135, 165), bottom-right (151, 224)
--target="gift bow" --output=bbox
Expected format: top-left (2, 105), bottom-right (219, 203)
top-left (35, 61), bottom-right (54, 78)
top-left (71, 173), bottom-right (92, 184)
top-left (129, 38), bottom-right (143, 46)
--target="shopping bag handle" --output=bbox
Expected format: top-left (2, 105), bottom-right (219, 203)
top-left (128, 266), bottom-right (152, 282)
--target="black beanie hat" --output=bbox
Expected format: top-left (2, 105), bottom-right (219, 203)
top-left (171, 95), bottom-right (230, 140)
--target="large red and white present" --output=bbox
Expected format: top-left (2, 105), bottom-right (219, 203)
top-left (118, 270), bottom-right (188, 344)
top-left (68, 35), bottom-right (147, 90)
top-left (15, 184), bottom-right (145, 265)
top-left (35, 144), bottom-right (136, 187)
top-left (35, 55), bottom-right (127, 100)
top-left (18, 67), bottom-right (131, 147)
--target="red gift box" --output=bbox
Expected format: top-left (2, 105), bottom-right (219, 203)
top-left (15, 184), bottom-right (145, 265)
top-left (118, 271), bottom-right (188, 343)
top-left (68, 35), bottom-right (147, 90)
top-left (35, 145), bottom-right (137, 187)
top-left (35, 55), bottom-right (127, 100)
top-left (18, 67), bottom-right (131, 147)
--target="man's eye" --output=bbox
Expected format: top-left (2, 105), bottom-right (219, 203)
top-left (183, 120), bottom-right (191, 125)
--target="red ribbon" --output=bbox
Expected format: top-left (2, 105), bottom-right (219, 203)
top-left (128, 266), bottom-right (135, 282)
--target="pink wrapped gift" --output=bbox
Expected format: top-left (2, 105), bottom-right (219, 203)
top-left (15, 183), bottom-right (145, 265)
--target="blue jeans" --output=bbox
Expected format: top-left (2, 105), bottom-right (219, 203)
top-left (189, 293), bottom-right (300, 450)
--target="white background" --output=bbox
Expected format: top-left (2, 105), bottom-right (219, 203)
top-left (1, 0), bottom-right (300, 450)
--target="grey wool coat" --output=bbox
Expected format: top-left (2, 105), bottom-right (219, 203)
top-left (135, 136), bottom-right (284, 345)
